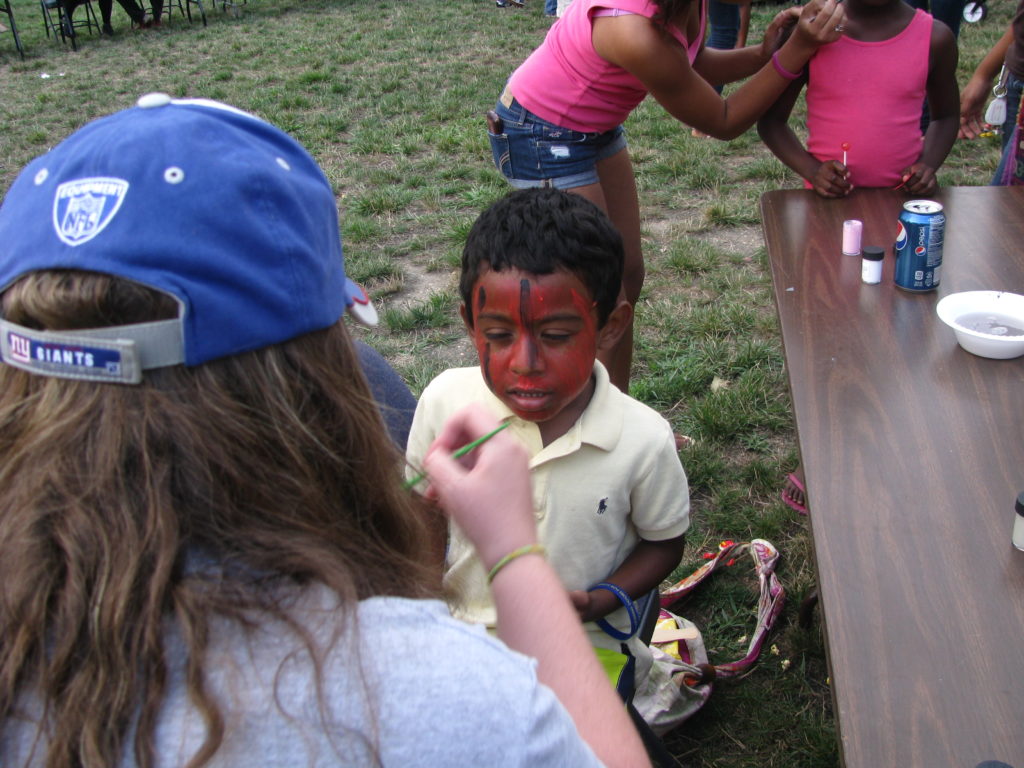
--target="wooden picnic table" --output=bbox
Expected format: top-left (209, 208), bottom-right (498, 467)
top-left (760, 185), bottom-right (1024, 768)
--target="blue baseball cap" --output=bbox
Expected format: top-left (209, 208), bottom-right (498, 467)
top-left (0, 93), bottom-right (376, 384)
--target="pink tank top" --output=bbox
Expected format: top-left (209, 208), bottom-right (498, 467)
top-left (805, 9), bottom-right (932, 188)
top-left (508, 0), bottom-right (705, 133)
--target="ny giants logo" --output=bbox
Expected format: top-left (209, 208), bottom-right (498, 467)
top-left (8, 332), bottom-right (31, 363)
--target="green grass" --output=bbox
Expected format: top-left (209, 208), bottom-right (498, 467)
top-left (0, 1), bottom-right (1013, 765)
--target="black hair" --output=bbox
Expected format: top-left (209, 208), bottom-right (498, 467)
top-left (460, 188), bottom-right (624, 328)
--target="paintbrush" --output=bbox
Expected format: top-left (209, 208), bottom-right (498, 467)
top-left (404, 421), bottom-right (511, 490)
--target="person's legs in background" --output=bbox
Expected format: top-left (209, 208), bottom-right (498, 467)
top-left (94, 0), bottom-right (148, 32)
top-left (544, 0), bottom-right (557, 16)
top-left (59, 0), bottom-right (82, 37)
top-left (95, 0), bottom-right (114, 33)
top-left (707, 0), bottom-right (740, 59)
top-left (924, 0), bottom-right (965, 38)
top-left (593, 147), bottom-right (642, 390)
top-left (558, 147), bottom-right (642, 391)
top-left (737, 0), bottom-right (751, 46)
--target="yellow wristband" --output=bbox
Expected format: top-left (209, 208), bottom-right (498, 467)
top-left (487, 543), bottom-right (547, 584)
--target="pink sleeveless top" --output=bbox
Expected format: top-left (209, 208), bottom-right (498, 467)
top-left (508, 0), bottom-right (705, 133)
top-left (805, 9), bottom-right (932, 188)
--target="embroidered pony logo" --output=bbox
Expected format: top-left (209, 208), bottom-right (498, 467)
top-left (53, 177), bottom-right (129, 247)
top-left (597, 497), bottom-right (608, 515)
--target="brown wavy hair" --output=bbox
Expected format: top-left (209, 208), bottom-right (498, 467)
top-left (0, 270), bottom-right (441, 768)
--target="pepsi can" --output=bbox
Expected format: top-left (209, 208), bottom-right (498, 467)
top-left (894, 200), bottom-right (944, 292)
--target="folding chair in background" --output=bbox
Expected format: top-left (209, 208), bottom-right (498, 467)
top-left (2, 0), bottom-right (25, 59)
top-left (40, 0), bottom-right (100, 50)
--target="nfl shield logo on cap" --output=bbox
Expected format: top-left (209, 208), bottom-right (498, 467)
top-left (52, 177), bottom-right (129, 247)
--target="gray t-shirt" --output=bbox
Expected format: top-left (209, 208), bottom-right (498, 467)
top-left (7, 592), bottom-right (603, 767)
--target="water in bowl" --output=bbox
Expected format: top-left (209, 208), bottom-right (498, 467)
top-left (956, 312), bottom-right (1024, 337)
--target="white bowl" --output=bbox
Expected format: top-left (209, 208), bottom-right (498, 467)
top-left (936, 291), bottom-right (1024, 359)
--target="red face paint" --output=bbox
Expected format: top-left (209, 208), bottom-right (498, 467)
top-left (470, 267), bottom-right (599, 428)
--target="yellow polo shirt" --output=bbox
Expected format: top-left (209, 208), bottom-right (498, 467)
top-left (406, 362), bottom-right (690, 663)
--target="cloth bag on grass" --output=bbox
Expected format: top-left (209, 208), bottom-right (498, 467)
top-left (634, 539), bottom-right (785, 735)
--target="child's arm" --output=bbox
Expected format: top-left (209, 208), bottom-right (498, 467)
top-left (756, 74), bottom-right (853, 197)
top-left (692, 6), bottom-right (797, 88)
top-left (900, 20), bottom-right (959, 195)
top-left (692, 44), bottom-right (776, 89)
top-left (593, 0), bottom-right (846, 140)
top-left (569, 534), bottom-right (686, 623)
top-left (960, 26), bottom-right (1014, 139)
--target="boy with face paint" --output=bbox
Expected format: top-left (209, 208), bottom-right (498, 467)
top-left (406, 188), bottom-right (690, 676)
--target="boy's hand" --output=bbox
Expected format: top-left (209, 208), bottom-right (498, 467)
top-left (898, 163), bottom-right (938, 195)
top-left (569, 588), bottom-right (618, 623)
top-left (810, 159), bottom-right (852, 197)
top-left (569, 590), bottom-right (594, 621)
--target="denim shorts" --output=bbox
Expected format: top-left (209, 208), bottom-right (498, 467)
top-left (488, 94), bottom-right (627, 189)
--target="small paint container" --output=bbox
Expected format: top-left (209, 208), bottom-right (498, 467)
top-left (861, 246), bottom-right (884, 284)
top-left (842, 219), bottom-right (863, 256)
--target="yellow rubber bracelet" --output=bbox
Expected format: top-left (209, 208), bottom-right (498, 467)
top-left (487, 543), bottom-right (547, 584)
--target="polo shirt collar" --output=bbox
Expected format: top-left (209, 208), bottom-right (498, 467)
top-left (575, 360), bottom-right (623, 451)
top-left (485, 361), bottom-right (624, 458)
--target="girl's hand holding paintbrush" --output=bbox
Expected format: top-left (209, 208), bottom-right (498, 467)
top-left (422, 406), bottom-right (538, 573)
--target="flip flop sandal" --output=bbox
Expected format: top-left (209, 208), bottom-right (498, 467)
top-left (780, 472), bottom-right (808, 515)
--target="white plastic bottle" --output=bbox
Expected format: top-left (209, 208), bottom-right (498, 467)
top-left (861, 246), bottom-right (884, 285)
